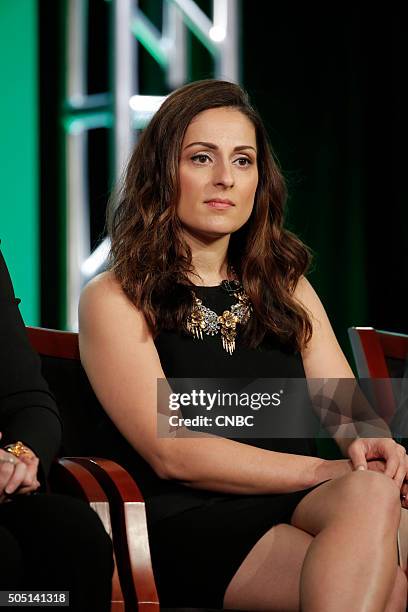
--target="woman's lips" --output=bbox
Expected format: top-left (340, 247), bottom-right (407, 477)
top-left (205, 200), bottom-right (234, 209)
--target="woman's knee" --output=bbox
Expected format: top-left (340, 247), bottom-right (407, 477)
top-left (318, 470), bottom-right (403, 536)
top-left (292, 470), bottom-right (401, 535)
top-left (339, 470), bottom-right (401, 515)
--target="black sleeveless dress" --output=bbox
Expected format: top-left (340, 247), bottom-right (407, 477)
top-left (143, 285), bottom-right (329, 609)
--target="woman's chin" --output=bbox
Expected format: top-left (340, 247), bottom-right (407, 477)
top-left (190, 227), bottom-right (234, 241)
top-left (180, 220), bottom-right (244, 240)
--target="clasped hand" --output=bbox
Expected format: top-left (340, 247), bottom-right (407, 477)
top-left (347, 437), bottom-right (408, 506)
top-left (0, 433), bottom-right (40, 502)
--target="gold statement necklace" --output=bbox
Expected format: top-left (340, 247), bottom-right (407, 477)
top-left (185, 277), bottom-right (252, 355)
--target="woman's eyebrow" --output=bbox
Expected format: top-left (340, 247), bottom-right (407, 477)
top-left (183, 141), bottom-right (257, 153)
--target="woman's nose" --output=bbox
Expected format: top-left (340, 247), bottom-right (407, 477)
top-left (213, 161), bottom-right (234, 188)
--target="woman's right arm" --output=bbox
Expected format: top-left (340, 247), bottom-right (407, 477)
top-left (79, 272), bottom-right (352, 496)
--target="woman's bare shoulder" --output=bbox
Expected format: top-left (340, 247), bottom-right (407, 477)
top-left (80, 270), bottom-right (135, 311)
top-left (81, 270), bottom-right (122, 297)
top-left (79, 270), bottom-right (149, 338)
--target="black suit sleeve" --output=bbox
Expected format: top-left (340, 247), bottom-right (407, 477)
top-left (0, 249), bottom-right (62, 483)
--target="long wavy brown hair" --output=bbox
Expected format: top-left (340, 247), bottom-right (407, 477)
top-left (107, 79), bottom-right (313, 352)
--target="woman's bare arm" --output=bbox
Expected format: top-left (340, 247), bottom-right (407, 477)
top-left (295, 277), bottom-right (392, 455)
top-left (79, 272), bottom-right (352, 496)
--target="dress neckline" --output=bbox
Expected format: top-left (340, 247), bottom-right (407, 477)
top-left (192, 283), bottom-right (223, 289)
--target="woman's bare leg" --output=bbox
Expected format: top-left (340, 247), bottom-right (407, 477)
top-left (384, 567), bottom-right (407, 612)
top-left (223, 470), bottom-right (404, 611)
top-left (291, 470), bottom-right (402, 612)
top-left (223, 523), bottom-right (313, 611)
top-left (223, 524), bottom-right (405, 612)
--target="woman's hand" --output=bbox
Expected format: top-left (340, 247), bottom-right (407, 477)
top-left (0, 451), bottom-right (40, 501)
top-left (365, 455), bottom-right (408, 509)
top-left (0, 434), bottom-right (40, 501)
top-left (347, 437), bottom-right (407, 489)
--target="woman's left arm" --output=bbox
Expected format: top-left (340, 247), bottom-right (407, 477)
top-left (294, 276), bottom-right (407, 490)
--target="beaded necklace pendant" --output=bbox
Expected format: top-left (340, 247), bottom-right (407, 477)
top-left (186, 288), bottom-right (252, 355)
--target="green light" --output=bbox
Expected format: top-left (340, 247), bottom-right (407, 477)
top-left (63, 111), bottom-right (113, 133)
top-left (131, 12), bottom-right (168, 69)
top-left (0, 0), bottom-right (39, 324)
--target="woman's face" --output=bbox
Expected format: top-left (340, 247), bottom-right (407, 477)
top-left (177, 107), bottom-right (258, 239)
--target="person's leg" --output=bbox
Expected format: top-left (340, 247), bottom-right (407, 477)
top-left (290, 470), bottom-right (401, 612)
top-left (0, 494), bottom-right (113, 611)
top-left (384, 567), bottom-right (407, 612)
top-left (223, 522), bottom-right (313, 611)
top-left (224, 526), bottom-right (406, 612)
top-left (0, 525), bottom-right (23, 589)
top-left (223, 470), bottom-right (404, 611)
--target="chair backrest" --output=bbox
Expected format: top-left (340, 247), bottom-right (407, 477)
top-left (348, 327), bottom-right (408, 378)
top-left (26, 326), bottom-right (147, 474)
top-left (348, 326), bottom-right (408, 424)
top-left (27, 328), bottom-right (164, 610)
top-left (26, 326), bottom-right (113, 457)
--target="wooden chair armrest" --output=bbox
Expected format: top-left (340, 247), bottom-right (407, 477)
top-left (49, 459), bottom-right (125, 612)
top-left (67, 457), bottom-right (160, 612)
top-left (66, 457), bottom-right (146, 501)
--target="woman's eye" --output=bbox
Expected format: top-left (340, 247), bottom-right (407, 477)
top-left (234, 157), bottom-right (252, 167)
top-left (190, 154), bottom-right (252, 166)
top-left (191, 154), bottom-right (211, 164)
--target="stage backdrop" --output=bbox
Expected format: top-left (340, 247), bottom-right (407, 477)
top-left (0, 0), bottom-right (39, 324)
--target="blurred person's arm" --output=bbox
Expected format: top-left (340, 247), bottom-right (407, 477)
top-left (0, 247), bottom-right (62, 488)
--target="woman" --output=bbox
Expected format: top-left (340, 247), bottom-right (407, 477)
top-left (79, 80), bottom-right (408, 611)
top-left (0, 247), bottom-right (113, 611)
